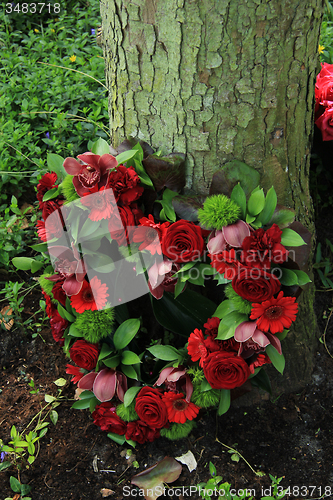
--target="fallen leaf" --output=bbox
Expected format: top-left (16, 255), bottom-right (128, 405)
top-left (74, 388), bottom-right (85, 400)
top-left (175, 450), bottom-right (197, 472)
top-left (100, 488), bottom-right (115, 497)
top-left (131, 457), bottom-right (182, 500)
top-left (0, 306), bottom-right (14, 331)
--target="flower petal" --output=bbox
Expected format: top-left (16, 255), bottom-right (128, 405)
top-left (223, 220), bottom-right (250, 247)
top-left (207, 230), bottom-right (226, 254)
top-left (252, 328), bottom-right (270, 348)
top-left (265, 332), bottom-right (282, 354)
top-left (63, 157), bottom-right (82, 176)
top-left (235, 321), bottom-right (257, 342)
top-left (78, 371), bottom-right (97, 390)
top-left (93, 368), bottom-right (117, 402)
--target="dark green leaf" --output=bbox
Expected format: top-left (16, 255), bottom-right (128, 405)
top-left (281, 228), bottom-right (306, 247)
top-left (10, 476), bottom-right (22, 493)
top-left (292, 269), bottom-right (311, 286)
top-left (0, 461), bottom-right (11, 471)
top-left (121, 350), bottom-right (142, 365)
top-left (257, 186), bottom-right (277, 225)
top-left (269, 205), bottom-right (295, 228)
top-left (47, 153), bottom-right (66, 181)
top-left (217, 312), bottom-right (248, 340)
top-left (116, 149), bottom-right (138, 165)
top-left (30, 242), bottom-right (48, 252)
top-left (172, 194), bottom-right (206, 222)
top-left (151, 289), bottom-right (216, 337)
top-left (72, 399), bottom-right (93, 409)
top-left (107, 432), bottom-right (126, 445)
top-left (120, 363), bottom-right (138, 380)
top-left (230, 183), bottom-right (246, 219)
top-left (147, 345), bottom-right (181, 361)
top-left (209, 160), bottom-right (260, 198)
top-left (57, 303), bottom-right (76, 323)
top-left (103, 355), bottom-right (121, 368)
top-left (266, 344), bottom-right (285, 374)
top-left (113, 318), bottom-right (140, 350)
top-left (142, 153), bottom-right (186, 191)
top-left (98, 343), bottom-right (114, 361)
top-left (247, 188), bottom-right (265, 216)
top-left (213, 300), bottom-right (236, 319)
top-left (12, 257), bottom-right (34, 270)
top-left (124, 386), bottom-right (141, 407)
top-left (42, 186), bottom-right (61, 202)
top-left (278, 268), bottom-right (299, 286)
top-left (250, 369), bottom-right (272, 395)
top-left (217, 389), bottom-right (231, 415)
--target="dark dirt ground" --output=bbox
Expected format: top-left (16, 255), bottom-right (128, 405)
top-left (1, 170), bottom-right (333, 500)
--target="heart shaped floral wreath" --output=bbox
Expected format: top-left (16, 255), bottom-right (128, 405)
top-left (31, 138), bottom-right (311, 446)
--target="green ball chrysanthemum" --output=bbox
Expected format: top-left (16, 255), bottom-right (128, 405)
top-left (191, 387), bottom-right (220, 409)
top-left (160, 421), bottom-right (196, 441)
top-left (59, 175), bottom-right (80, 203)
top-left (225, 283), bottom-right (252, 314)
top-left (198, 194), bottom-right (241, 230)
top-left (74, 308), bottom-right (115, 343)
top-left (116, 402), bottom-right (139, 422)
top-left (38, 273), bottom-right (55, 298)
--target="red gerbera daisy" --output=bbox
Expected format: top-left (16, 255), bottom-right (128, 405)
top-left (187, 328), bottom-right (208, 367)
top-left (70, 276), bottom-right (109, 313)
top-left (66, 364), bottom-right (84, 384)
top-left (162, 392), bottom-right (200, 424)
top-left (132, 215), bottom-right (170, 255)
top-left (250, 291), bottom-right (298, 334)
top-left (81, 187), bottom-right (115, 221)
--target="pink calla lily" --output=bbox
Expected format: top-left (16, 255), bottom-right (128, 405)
top-left (78, 371), bottom-right (98, 390)
top-left (222, 220), bottom-right (250, 247)
top-left (207, 230), bottom-right (226, 255)
top-left (92, 368), bottom-right (117, 402)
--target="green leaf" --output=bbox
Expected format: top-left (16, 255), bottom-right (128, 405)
top-left (250, 369), bottom-right (272, 395)
top-left (217, 312), bottom-right (248, 340)
top-left (47, 153), bottom-right (66, 181)
top-left (209, 160), bottom-right (260, 198)
top-left (246, 214), bottom-right (256, 224)
top-left (124, 386), bottom-right (141, 407)
top-left (131, 457), bottom-right (182, 496)
top-left (247, 188), bottom-right (265, 216)
top-left (12, 257), bottom-right (34, 270)
top-left (10, 476), bottom-right (22, 493)
top-left (281, 228), bottom-right (306, 247)
top-left (151, 289), bottom-right (216, 337)
top-left (10, 425), bottom-right (17, 439)
top-left (107, 432), bottom-right (126, 446)
top-left (230, 183), bottom-right (246, 219)
top-left (133, 158), bottom-right (154, 187)
top-left (209, 462), bottom-right (217, 477)
top-left (213, 300), bottom-right (236, 319)
top-left (42, 186), bottom-right (61, 202)
top-left (156, 188), bottom-right (179, 222)
top-left (72, 399), bottom-right (93, 409)
top-left (113, 318), bottom-right (140, 350)
top-left (217, 389), bottom-right (231, 415)
top-left (174, 278), bottom-right (186, 299)
top-left (98, 343), bottom-right (114, 361)
top-left (116, 149), bottom-right (138, 165)
top-left (0, 461), bottom-right (11, 471)
top-left (120, 363), bottom-right (138, 380)
top-left (275, 329), bottom-right (288, 341)
top-left (147, 345), bottom-right (181, 361)
top-left (278, 268), bottom-right (299, 286)
top-left (68, 323), bottom-right (83, 337)
top-left (121, 350), bottom-right (142, 365)
top-left (57, 303), bottom-right (76, 323)
top-left (91, 137), bottom-right (110, 156)
top-left (257, 186), bottom-right (277, 225)
top-left (45, 394), bottom-right (56, 403)
top-left (292, 269), bottom-right (312, 286)
top-left (30, 242), bottom-right (48, 252)
top-left (266, 344), bottom-right (285, 374)
top-left (103, 355), bottom-right (121, 368)
top-left (50, 410), bottom-right (58, 426)
top-left (269, 207), bottom-right (295, 228)
top-left (31, 260), bottom-right (44, 273)
top-left (53, 377), bottom-right (66, 387)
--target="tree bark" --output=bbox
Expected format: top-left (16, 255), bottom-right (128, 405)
top-left (100, 0), bottom-right (325, 392)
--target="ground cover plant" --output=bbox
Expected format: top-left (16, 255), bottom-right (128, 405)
top-left (1, 1), bottom-right (333, 499)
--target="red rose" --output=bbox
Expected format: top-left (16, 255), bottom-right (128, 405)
top-left (69, 339), bottom-right (99, 370)
top-left (203, 351), bottom-right (251, 390)
top-left (42, 200), bottom-right (64, 240)
top-left (162, 220), bottom-right (205, 263)
top-left (107, 165), bottom-right (144, 205)
top-left (315, 105), bottom-right (333, 141)
top-left (125, 420), bottom-right (160, 444)
top-left (92, 402), bottom-right (127, 434)
top-left (241, 224), bottom-right (288, 269)
top-left (232, 267), bottom-right (280, 302)
top-left (135, 387), bottom-right (168, 429)
top-left (49, 310), bottom-right (67, 344)
top-left (52, 280), bottom-right (67, 306)
top-left (315, 63), bottom-right (333, 103)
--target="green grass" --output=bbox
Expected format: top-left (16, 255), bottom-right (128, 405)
top-left (0, 0), bottom-right (108, 204)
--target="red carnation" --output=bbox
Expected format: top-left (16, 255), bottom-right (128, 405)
top-left (108, 204), bottom-right (143, 246)
top-left (241, 224), bottom-right (288, 269)
top-left (250, 291), bottom-right (298, 334)
top-left (106, 165), bottom-right (143, 205)
top-left (49, 310), bottom-right (67, 344)
top-left (69, 339), bottom-right (99, 370)
top-left (37, 172), bottom-right (58, 209)
top-left (209, 248), bottom-right (242, 279)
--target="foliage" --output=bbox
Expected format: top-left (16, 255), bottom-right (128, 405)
top-left (0, 0), bottom-right (107, 203)
top-left (314, 239), bottom-right (333, 290)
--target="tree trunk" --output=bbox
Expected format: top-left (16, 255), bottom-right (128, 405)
top-left (100, 0), bottom-right (325, 393)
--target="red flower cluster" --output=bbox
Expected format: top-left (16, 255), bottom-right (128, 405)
top-left (315, 63), bottom-right (333, 140)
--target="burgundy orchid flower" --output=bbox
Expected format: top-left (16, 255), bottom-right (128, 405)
top-left (78, 368), bottom-right (128, 403)
top-left (234, 320), bottom-right (282, 358)
top-left (63, 153), bottom-right (118, 197)
top-left (46, 243), bottom-right (86, 296)
top-left (148, 259), bottom-right (182, 300)
top-left (154, 366), bottom-right (193, 402)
